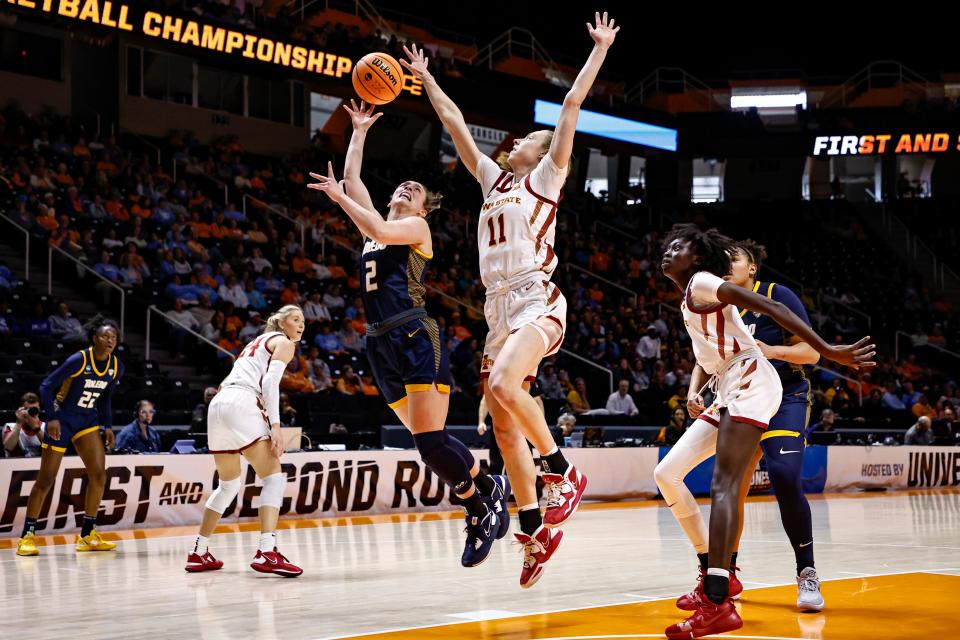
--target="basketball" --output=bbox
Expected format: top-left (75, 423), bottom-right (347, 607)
top-left (352, 52), bottom-right (404, 105)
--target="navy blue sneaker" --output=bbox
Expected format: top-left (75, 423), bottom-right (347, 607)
top-left (490, 475), bottom-right (511, 539)
top-left (461, 501), bottom-right (498, 567)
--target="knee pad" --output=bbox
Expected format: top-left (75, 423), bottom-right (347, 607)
top-left (414, 430), bottom-right (472, 494)
top-left (260, 472), bottom-right (285, 509)
top-left (444, 432), bottom-right (476, 469)
top-left (204, 476), bottom-right (241, 514)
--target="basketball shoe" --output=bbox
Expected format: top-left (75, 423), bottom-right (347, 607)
top-left (490, 475), bottom-right (511, 539)
top-left (797, 567), bottom-right (825, 611)
top-left (461, 501), bottom-right (498, 567)
top-left (676, 566), bottom-right (743, 610)
top-left (543, 465), bottom-right (587, 528)
top-left (75, 530), bottom-right (117, 552)
top-left (514, 526), bottom-right (563, 589)
top-left (16, 532), bottom-right (39, 556)
top-left (185, 551), bottom-right (223, 572)
top-left (666, 595), bottom-right (742, 639)
top-left (251, 548), bottom-right (303, 577)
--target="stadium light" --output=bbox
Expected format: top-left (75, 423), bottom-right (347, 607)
top-left (533, 100), bottom-right (677, 152)
top-left (730, 91), bottom-right (807, 110)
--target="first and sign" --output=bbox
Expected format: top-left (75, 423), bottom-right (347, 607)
top-left (4, 0), bottom-right (423, 94)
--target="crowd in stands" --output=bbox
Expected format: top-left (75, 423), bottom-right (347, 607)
top-left (1, 100), bottom-right (959, 441)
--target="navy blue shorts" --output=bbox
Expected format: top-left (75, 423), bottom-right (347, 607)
top-left (760, 398), bottom-right (810, 449)
top-left (366, 316), bottom-right (451, 408)
top-left (42, 411), bottom-right (101, 453)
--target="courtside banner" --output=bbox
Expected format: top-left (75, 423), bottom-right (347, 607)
top-left (824, 446), bottom-right (960, 492)
top-left (0, 448), bottom-right (660, 536)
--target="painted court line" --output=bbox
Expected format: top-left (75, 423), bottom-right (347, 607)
top-left (445, 610), bottom-right (521, 621)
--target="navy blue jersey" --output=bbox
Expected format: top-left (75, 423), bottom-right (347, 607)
top-left (359, 238), bottom-right (430, 324)
top-left (39, 347), bottom-right (123, 429)
top-left (741, 281), bottom-right (811, 400)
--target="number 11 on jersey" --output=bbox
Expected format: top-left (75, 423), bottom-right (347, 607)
top-left (487, 213), bottom-right (506, 246)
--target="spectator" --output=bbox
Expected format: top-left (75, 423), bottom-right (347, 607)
top-left (314, 322), bottom-right (343, 354)
top-left (537, 363), bottom-right (565, 400)
top-left (218, 275), bottom-right (249, 309)
top-left (656, 407), bottom-right (688, 446)
top-left (48, 302), bottom-right (85, 344)
top-left (566, 377), bottom-right (591, 414)
top-left (605, 380), bottom-right (639, 416)
top-left (583, 426), bottom-right (605, 447)
top-left (3, 393), bottom-right (45, 458)
top-left (881, 383), bottom-right (907, 410)
top-left (190, 293), bottom-right (216, 327)
top-left (305, 346), bottom-right (333, 392)
top-left (238, 311), bottom-right (262, 343)
top-left (323, 283), bottom-right (345, 310)
top-left (217, 328), bottom-right (242, 359)
top-left (281, 352), bottom-right (317, 394)
top-left (912, 394), bottom-right (937, 420)
top-left (244, 278), bottom-right (268, 311)
top-left (806, 408), bottom-right (836, 437)
top-left (336, 364), bottom-right (362, 395)
top-left (550, 412), bottom-right (577, 447)
top-left (901, 381), bottom-right (922, 408)
top-left (824, 378), bottom-right (853, 411)
top-left (337, 317), bottom-right (362, 353)
top-left (636, 325), bottom-right (661, 374)
top-left (303, 291), bottom-right (331, 325)
top-left (904, 416), bottom-right (934, 445)
top-left (114, 400), bottom-right (162, 453)
top-left (166, 298), bottom-right (199, 357)
top-left (279, 393), bottom-right (298, 427)
top-left (191, 387), bottom-right (217, 431)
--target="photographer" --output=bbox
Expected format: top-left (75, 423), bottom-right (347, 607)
top-left (3, 392), bottom-right (45, 457)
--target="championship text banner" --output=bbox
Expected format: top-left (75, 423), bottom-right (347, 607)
top-left (0, 448), bottom-right (660, 536)
top-left (3, 0), bottom-right (423, 95)
top-left (824, 446), bottom-right (960, 492)
top-left (812, 133), bottom-right (960, 156)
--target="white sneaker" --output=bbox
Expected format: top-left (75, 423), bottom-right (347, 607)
top-left (797, 566), bottom-right (825, 612)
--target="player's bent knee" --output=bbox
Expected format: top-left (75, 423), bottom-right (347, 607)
top-left (487, 374), bottom-right (522, 405)
top-left (653, 461), bottom-right (680, 490)
top-left (204, 476), bottom-right (242, 514)
top-left (260, 472), bottom-right (285, 509)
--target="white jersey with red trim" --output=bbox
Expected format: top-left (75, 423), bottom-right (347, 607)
top-left (681, 272), bottom-right (759, 375)
top-left (219, 331), bottom-right (283, 394)
top-left (474, 154), bottom-right (566, 289)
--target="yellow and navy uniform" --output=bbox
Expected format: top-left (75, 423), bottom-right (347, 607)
top-left (38, 348), bottom-right (124, 452)
top-left (359, 239), bottom-right (450, 409)
top-left (740, 281), bottom-right (812, 443)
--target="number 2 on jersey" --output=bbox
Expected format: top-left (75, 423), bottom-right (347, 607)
top-left (487, 213), bottom-right (506, 247)
top-left (77, 391), bottom-right (100, 409)
top-left (364, 260), bottom-right (378, 291)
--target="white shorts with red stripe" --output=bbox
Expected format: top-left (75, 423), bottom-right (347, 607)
top-left (698, 349), bottom-right (782, 430)
top-left (481, 276), bottom-right (566, 382)
top-left (207, 386), bottom-right (270, 454)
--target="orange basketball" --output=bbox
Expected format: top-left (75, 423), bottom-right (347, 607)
top-left (352, 52), bottom-right (404, 105)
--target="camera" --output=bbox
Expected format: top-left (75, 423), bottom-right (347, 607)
top-left (27, 407), bottom-right (40, 417)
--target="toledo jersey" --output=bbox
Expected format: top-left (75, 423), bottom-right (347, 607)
top-left (221, 331), bottom-right (284, 394)
top-left (358, 239), bottom-right (429, 324)
top-left (740, 281), bottom-right (813, 405)
top-left (474, 154), bottom-right (565, 288)
top-left (38, 347), bottom-right (123, 452)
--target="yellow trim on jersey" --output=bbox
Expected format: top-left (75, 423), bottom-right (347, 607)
top-left (41, 442), bottom-right (67, 453)
top-left (71, 426), bottom-right (101, 442)
top-left (766, 282), bottom-right (776, 298)
top-left (387, 396), bottom-right (409, 410)
top-left (740, 281), bottom-right (762, 317)
top-left (436, 384), bottom-right (451, 394)
top-left (89, 348), bottom-right (109, 377)
top-left (70, 350), bottom-right (88, 378)
top-left (405, 384), bottom-right (435, 394)
top-left (111, 356), bottom-right (119, 379)
top-left (760, 429), bottom-right (802, 441)
top-left (412, 246), bottom-right (433, 260)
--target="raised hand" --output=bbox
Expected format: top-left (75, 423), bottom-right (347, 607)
top-left (307, 161), bottom-right (347, 203)
top-left (827, 336), bottom-right (877, 370)
top-left (343, 99), bottom-right (383, 132)
top-left (587, 11), bottom-right (619, 49)
top-left (399, 43), bottom-right (433, 83)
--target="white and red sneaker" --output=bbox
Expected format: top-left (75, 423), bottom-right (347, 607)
top-left (185, 551), bottom-right (223, 572)
top-left (666, 595), bottom-right (742, 639)
top-left (543, 465), bottom-right (587, 528)
top-left (250, 548), bottom-right (303, 577)
top-left (676, 566), bottom-right (743, 610)
top-left (514, 526), bottom-right (563, 589)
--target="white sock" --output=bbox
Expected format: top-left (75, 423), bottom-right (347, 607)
top-left (707, 567), bottom-right (730, 580)
top-left (192, 535), bottom-right (209, 555)
top-left (259, 531), bottom-right (277, 553)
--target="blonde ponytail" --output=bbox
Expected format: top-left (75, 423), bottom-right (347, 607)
top-left (264, 305), bottom-right (302, 333)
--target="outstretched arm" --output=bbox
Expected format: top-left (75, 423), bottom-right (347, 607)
top-left (400, 44), bottom-right (484, 179)
top-left (716, 283), bottom-right (876, 369)
top-left (548, 12), bottom-right (619, 170)
top-left (342, 100), bottom-right (382, 212)
top-left (308, 162), bottom-right (430, 246)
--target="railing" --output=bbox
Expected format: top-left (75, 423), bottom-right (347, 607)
top-left (242, 193), bottom-right (306, 249)
top-left (48, 245), bottom-right (125, 340)
top-left (123, 131), bottom-right (162, 168)
top-left (820, 294), bottom-right (872, 330)
top-left (812, 365), bottom-right (864, 406)
top-left (592, 219), bottom-right (637, 241)
top-left (626, 67), bottom-right (715, 110)
top-left (565, 263), bottom-right (637, 306)
top-left (894, 330), bottom-right (960, 364)
top-left (0, 214), bottom-right (30, 281)
top-left (876, 204), bottom-right (952, 292)
top-left (192, 171), bottom-right (230, 206)
top-left (471, 28), bottom-right (571, 87)
top-left (816, 60), bottom-right (930, 109)
top-left (145, 305), bottom-right (235, 362)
